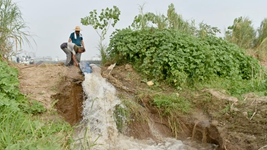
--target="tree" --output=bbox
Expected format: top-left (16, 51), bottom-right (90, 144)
top-left (0, 0), bottom-right (31, 60)
top-left (225, 16), bottom-right (256, 49)
top-left (196, 22), bottom-right (220, 38)
top-left (256, 18), bottom-right (267, 48)
top-left (131, 3), bottom-right (196, 34)
top-left (166, 3), bottom-right (196, 34)
top-left (81, 6), bottom-right (120, 64)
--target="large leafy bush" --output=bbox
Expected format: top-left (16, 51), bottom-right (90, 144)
top-left (107, 28), bottom-right (265, 88)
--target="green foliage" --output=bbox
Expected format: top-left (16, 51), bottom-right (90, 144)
top-left (81, 6), bottom-right (120, 41)
top-left (81, 6), bottom-right (120, 64)
top-left (0, 60), bottom-right (46, 114)
top-left (153, 93), bottom-right (192, 114)
top-left (225, 16), bottom-right (256, 49)
top-left (197, 22), bottom-right (221, 38)
top-left (202, 76), bottom-right (267, 97)
top-left (25, 100), bottom-right (47, 114)
top-left (114, 104), bottom-right (131, 133)
top-left (114, 99), bottom-right (148, 132)
top-left (0, 60), bottom-right (72, 149)
top-left (108, 28), bottom-right (265, 91)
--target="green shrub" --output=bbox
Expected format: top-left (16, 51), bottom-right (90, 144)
top-left (107, 28), bottom-right (266, 94)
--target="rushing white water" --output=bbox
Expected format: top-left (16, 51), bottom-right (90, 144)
top-left (73, 65), bottom-right (215, 150)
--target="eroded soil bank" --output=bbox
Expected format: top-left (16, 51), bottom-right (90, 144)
top-left (101, 64), bottom-right (267, 150)
top-left (52, 71), bottom-right (84, 126)
top-left (18, 63), bottom-right (267, 150)
top-left (18, 64), bottom-right (85, 126)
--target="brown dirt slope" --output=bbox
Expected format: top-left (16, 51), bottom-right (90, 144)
top-left (101, 63), bottom-right (267, 150)
top-left (18, 63), bottom-right (84, 125)
top-left (18, 63), bottom-right (267, 150)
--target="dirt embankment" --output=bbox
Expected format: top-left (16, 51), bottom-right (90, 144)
top-left (18, 64), bottom-right (84, 125)
top-left (101, 64), bottom-right (267, 150)
top-left (18, 63), bottom-right (267, 150)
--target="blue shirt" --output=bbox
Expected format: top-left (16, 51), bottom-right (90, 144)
top-left (69, 32), bottom-right (83, 46)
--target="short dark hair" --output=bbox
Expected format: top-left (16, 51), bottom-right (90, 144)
top-left (80, 47), bottom-right (85, 52)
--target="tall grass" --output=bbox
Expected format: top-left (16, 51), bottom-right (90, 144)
top-left (225, 16), bottom-right (256, 49)
top-left (153, 93), bottom-right (192, 115)
top-left (0, 109), bottom-right (72, 150)
top-left (0, 0), bottom-right (32, 60)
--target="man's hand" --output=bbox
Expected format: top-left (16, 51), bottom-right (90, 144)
top-left (72, 54), bottom-right (79, 67)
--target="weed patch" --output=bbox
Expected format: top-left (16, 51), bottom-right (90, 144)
top-left (0, 60), bottom-right (72, 149)
top-left (153, 93), bottom-right (192, 115)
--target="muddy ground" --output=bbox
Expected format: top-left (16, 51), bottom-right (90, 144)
top-left (18, 63), bottom-right (267, 150)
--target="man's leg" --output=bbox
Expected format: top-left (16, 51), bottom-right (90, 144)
top-left (75, 53), bottom-right (81, 63)
top-left (69, 54), bottom-right (74, 66)
top-left (62, 48), bottom-right (72, 66)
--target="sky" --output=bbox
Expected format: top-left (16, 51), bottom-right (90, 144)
top-left (12, 0), bottom-right (267, 60)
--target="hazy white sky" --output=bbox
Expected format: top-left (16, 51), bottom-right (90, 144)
top-left (13, 0), bottom-right (267, 60)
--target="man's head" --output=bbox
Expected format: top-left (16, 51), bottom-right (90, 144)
top-left (78, 47), bottom-right (85, 53)
top-left (74, 26), bottom-right (81, 34)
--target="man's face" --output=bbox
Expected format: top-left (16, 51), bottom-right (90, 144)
top-left (75, 31), bottom-right (80, 34)
top-left (78, 49), bottom-right (84, 53)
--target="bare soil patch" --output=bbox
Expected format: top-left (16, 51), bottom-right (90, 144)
top-left (18, 63), bottom-right (84, 125)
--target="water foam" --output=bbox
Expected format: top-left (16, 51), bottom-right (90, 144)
top-left (73, 65), bottom-right (209, 150)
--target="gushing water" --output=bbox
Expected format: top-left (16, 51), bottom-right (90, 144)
top-left (73, 65), bottom-right (212, 150)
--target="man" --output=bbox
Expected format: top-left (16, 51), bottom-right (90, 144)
top-left (68, 26), bottom-right (85, 63)
top-left (60, 42), bottom-right (85, 67)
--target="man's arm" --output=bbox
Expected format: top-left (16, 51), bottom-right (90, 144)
top-left (81, 40), bottom-right (85, 48)
top-left (68, 33), bottom-right (73, 43)
top-left (72, 54), bottom-right (79, 67)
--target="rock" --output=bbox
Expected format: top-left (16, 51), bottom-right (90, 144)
top-left (211, 120), bottom-right (219, 126)
top-left (203, 89), bottom-right (238, 103)
top-left (242, 112), bottom-right (248, 118)
top-left (242, 92), bottom-right (258, 99)
top-left (107, 63), bottom-right (116, 70)
top-left (125, 64), bottom-right (133, 71)
top-left (147, 81), bottom-right (154, 86)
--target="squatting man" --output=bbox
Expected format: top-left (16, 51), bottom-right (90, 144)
top-left (60, 42), bottom-right (85, 67)
top-left (60, 26), bottom-right (85, 67)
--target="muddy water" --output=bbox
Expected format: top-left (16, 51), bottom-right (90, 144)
top-left (73, 65), bottom-right (216, 150)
